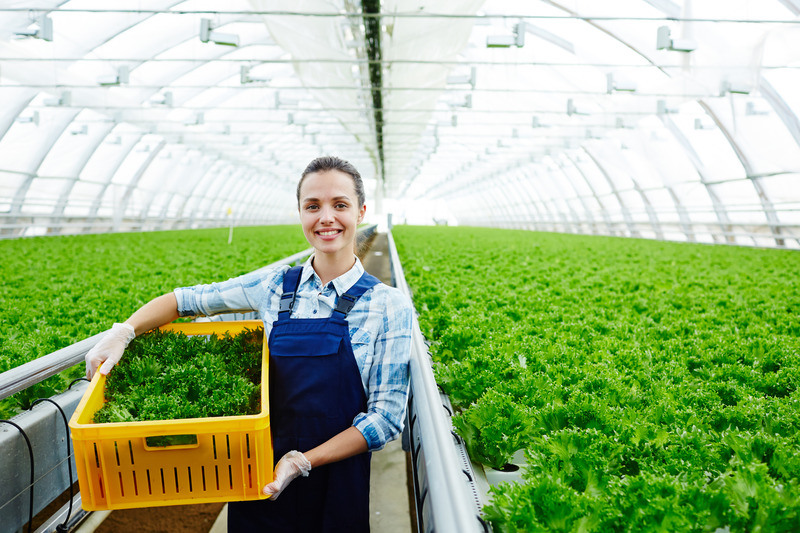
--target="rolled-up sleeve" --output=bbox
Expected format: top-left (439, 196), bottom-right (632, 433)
top-left (353, 290), bottom-right (413, 451)
top-left (173, 268), bottom-right (285, 318)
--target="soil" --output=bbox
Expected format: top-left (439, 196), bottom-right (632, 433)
top-left (95, 502), bottom-right (225, 533)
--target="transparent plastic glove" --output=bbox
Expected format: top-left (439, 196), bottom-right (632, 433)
top-left (262, 450), bottom-right (312, 501)
top-left (85, 323), bottom-right (136, 379)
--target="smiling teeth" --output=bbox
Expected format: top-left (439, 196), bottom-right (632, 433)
top-left (318, 230), bottom-right (339, 236)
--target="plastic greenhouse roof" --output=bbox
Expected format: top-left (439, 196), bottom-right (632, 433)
top-left (0, 0), bottom-right (799, 248)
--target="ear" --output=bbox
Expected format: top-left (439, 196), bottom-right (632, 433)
top-left (358, 204), bottom-right (366, 222)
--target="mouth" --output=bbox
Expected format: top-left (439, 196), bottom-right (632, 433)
top-left (316, 229), bottom-right (343, 237)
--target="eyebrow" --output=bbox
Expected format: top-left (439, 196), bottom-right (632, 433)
top-left (301, 195), bottom-right (352, 203)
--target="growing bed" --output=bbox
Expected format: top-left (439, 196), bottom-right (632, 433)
top-left (394, 226), bottom-right (800, 532)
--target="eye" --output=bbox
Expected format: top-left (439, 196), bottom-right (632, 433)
top-left (336, 202), bottom-right (349, 209)
top-left (304, 204), bottom-right (319, 211)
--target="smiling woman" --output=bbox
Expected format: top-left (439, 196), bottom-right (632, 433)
top-left (83, 155), bottom-right (414, 533)
top-left (297, 156), bottom-right (367, 284)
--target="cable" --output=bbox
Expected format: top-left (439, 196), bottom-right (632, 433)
top-left (0, 420), bottom-right (34, 533)
top-left (68, 377), bottom-right (90, 389)
top-left (30, 398), bottom-right (75, 532)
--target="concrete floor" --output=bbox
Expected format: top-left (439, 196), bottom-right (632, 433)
top-left (209, 232), bottom-right (413, 532)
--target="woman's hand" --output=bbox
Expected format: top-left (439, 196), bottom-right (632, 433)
top-left (85, 322), bottom-right (136, 379)
top-left (262, 450), bottom-right (312, 500)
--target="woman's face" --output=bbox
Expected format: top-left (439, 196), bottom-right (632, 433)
top-left (298, 170), bottom-right (365, 260)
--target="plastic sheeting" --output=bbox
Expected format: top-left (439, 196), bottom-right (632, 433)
top-left (0, 0), bottom-right (799, 247)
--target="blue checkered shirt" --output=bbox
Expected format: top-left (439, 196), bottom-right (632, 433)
top-left (173, 256), bottom-right (413, 451)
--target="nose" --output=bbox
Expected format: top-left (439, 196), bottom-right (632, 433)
top-left (319, 205), bottom-right (335, 223)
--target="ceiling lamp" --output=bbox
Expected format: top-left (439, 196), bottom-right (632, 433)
top-left (15, 112), bottom-right (39, 125)
top-left (98, 66), bottom-right (130, 86)
top-left (486, 22), bottom-right (525, 48)
top-left (567, 99), bottom-right (589, 116)
top-left (151, 91), bottom-right (173, 107)
top-left (200, 19), bottom-right (239, 47)
top-left (606, 73), bottom-right (637, 93)
top-left (14, 14), bottom-right (52, 41)
top-left (656, 26), bottom-right (696, 53)
top-left (719, 80), bottom-right (751, 96)
top-left (446, 67), bottom-right (477, 89)
top-left (44, 91), bottom-right (71, 107)
top-left (241, 66), bottom-right (271, 85)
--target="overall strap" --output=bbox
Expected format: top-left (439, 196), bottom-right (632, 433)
top-left (333, 272), bottom-right (381, 317)
top-left (279, 266), bottom-right (304, 317)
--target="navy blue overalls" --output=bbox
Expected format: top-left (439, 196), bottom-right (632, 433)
top-left (228, 265), bottom-right (380, 532)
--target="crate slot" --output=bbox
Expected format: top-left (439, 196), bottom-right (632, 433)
top-left (147, 469), bottom-right (152, 495)
top-left (228, 465), bottom-right (233, 489)
top-left (226, 434), bottom-right (231, 460)
top-left (188, 466), bottom-right (193, 492)
top-left (174, 467), bottom-right (180, 493)
top-left (98, 475), bottom-right (105, 499)
top-left (160, 468), bottom-right (166, 494)
top-left (94, 443), bottom-right (100, 468)
top-left (133, 471), bottom-right (139, 496)
top-left (246, 434), bottom-right (251, 459)
top-left (128, 440), bottom-right (135, 464)
top-left (202, 466), bottom-right (207, 491)
top-left (114, 441), bottom-right (120, 466)
top-left (212, 435), bottom-right (217, 460)
top-left (119, 472), bottom-right (125, 497)
top-left (215, 465), bottom-right (220, 491)
top-left (248, 464), bottom-right (252, 488)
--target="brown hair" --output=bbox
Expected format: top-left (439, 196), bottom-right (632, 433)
top-left (297, 156), bottom-right (366, 208)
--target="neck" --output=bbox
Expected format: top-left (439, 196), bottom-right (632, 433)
top-left (313, 252), bottom-right (356, 286)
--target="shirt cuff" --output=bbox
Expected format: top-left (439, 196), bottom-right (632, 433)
top-left (173, 287), bottom-right (199, 317)
top-left (353, 412), bottom-right (401, 452)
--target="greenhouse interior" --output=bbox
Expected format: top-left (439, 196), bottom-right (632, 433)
top-left (1, 1), bottom-right (799, 532)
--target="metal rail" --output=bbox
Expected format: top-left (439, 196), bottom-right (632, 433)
top-left (386, 231), bottom-right (487, 533)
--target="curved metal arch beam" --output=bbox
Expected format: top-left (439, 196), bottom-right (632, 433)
top-left (156, 151), bottom-right (220, 226)
top-left (50, 122), bottom-right (119, 233)
top-left (0, 92), bottom-right (37, 142)
top-left (137, 153), bottom-right (184, 227)
top-left (760, 76), bottom-right (800, 150)
top-left (175, 158), bottom-right (226, 222)
top-left (660, 115), bottom-right (734, 243)
top-left (462, 178), bottom-right (507, 228)
top-left (561, 153), bottom-right (616, 235)
top-left (474, 174), bottom-right (512, 227)
top-left (204, 165), bottom-right (253, 220)
top-left (180, 158), bottom-right (229, 225)
top-left (491, 180), bottom-right (521, 229)
top-left (518, 166), bottom-right (561, 231)
top-left (86, 132), bottom-right (148, 222)
top-left (507, 169), bottom-right (546, 231)
top-left (8, 109), bottom-right (81, 230)
top-left (581, 148), bottom-right (641, 238)
top-left (116, 139), bottom-right (166, 229)
top-left (608, 140), bottom-right (672, 240)
top-left (502, 170), bottom-right (539, 230)
top-left (631, 135), bottom-right (695, 241)
top-left (534, 162), bottom-right (582, 234)
top-left (33, 13), bottom-right (288, 225)
top-left (698, 101), bottom-right (784, 247)
top-left (551, 157), bottom-right (601, 235)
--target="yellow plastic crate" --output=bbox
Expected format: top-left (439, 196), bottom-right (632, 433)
top-left (69, 321), bottom-right (272, 510)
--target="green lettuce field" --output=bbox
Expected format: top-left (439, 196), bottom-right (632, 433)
top-left (393, 226), bottom-right (800, 532)
top-left (0, 226), bottom-right (307, 417)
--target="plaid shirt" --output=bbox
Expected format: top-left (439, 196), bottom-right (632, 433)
top-left (173, 256), bottom-right (412, 451)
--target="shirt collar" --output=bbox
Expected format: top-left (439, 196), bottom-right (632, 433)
top-left (300, 254), bottom-right (365, 295)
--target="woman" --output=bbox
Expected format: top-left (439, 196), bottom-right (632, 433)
top-left (85, 156), bottom-right (413, 532)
